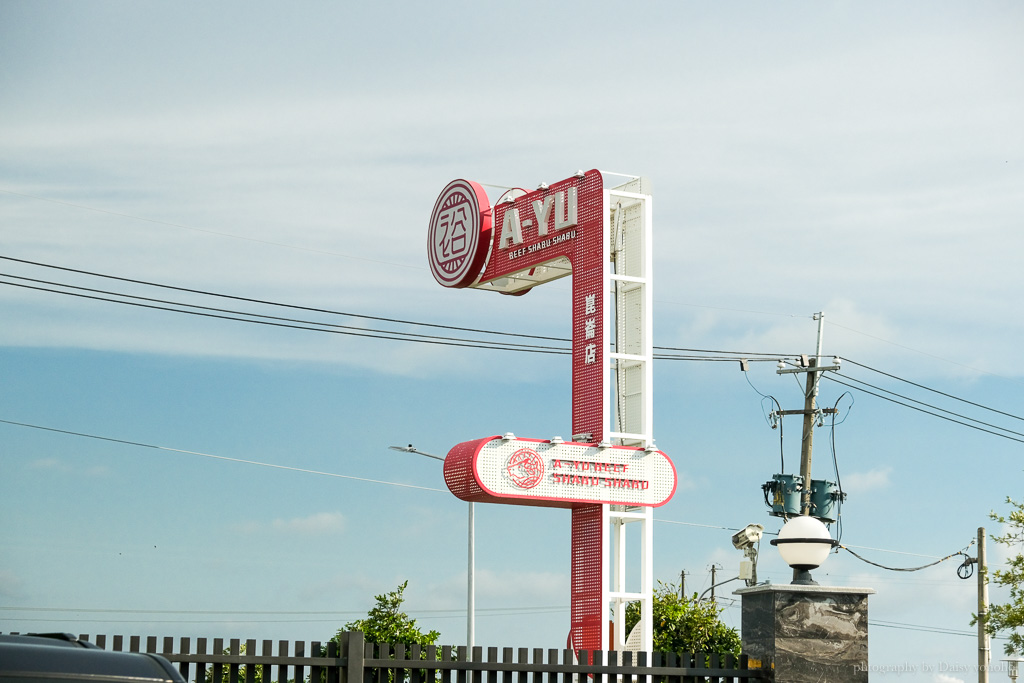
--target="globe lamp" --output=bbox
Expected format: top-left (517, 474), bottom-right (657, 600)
top-left (770, 515), bottom-right (838, 585)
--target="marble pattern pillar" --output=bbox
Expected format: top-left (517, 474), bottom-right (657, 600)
top-left (736, 584), bottom-right (875, 682)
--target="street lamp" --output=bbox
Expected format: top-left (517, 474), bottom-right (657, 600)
top-left (389, 445), bottom-right (475, 651)
top-left (1004, 658), bottom-right (1023, 682)
top-left (769, 515), bottom-right (838, 585)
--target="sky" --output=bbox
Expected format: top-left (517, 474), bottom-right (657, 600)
top-left (1, 1), bottom-right (1023, 680)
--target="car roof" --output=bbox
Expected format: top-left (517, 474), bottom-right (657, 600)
top-left (0, 635), bottom-right (185, 683)
top-left (0, 634), bottom-right (98, 648)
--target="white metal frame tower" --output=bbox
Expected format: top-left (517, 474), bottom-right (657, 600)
top-left (604, 176), bottom-right (655, 653)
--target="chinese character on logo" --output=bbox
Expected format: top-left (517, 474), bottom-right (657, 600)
top-left (584, 343), bottom-right (596, 364)
top-left (585, 294), bottom-right (596, 315)
top-left (438, 206), bottom-right (468, 258)
top-left (584, 318), bottom-right (596, 340)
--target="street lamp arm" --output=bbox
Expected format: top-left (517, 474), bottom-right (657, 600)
top-left (388, 444), bottom-right (445, 461)
top-left (699, 576), bottom-right (741, 601)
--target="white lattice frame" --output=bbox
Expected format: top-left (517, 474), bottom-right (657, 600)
top-left (603, 184), bottom-right (654, 654)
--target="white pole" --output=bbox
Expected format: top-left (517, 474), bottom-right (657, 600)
top-left (389, 445), bottom-right (476, 651)
top-left (979, 527), bottom-right (989, 683)
top-left (468, 501), bottom-right (475, 652)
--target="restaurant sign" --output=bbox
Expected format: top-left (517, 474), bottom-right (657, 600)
top-left (443, 435), bottom-right (677, 509)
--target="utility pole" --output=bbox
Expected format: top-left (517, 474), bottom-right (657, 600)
top-left (978, 527), bottom-right (989, 683)
top-left (680, 570), bottom-right (686, 599)
top-left (710, 564), bottom-right (718, 603)
top-left (776, 313), bottom-right (839, 519)
top-left (798, 355), bottom-right (818, 516)
top-left (799, 313), bottom-right (826, 515)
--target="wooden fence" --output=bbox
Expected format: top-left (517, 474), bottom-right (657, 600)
top-left (14, 631), bottom-right (769, 683)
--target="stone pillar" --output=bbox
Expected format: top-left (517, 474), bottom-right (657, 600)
top-left (735, 584), bottom-right (875, 682)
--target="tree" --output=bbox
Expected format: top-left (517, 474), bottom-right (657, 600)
top-left (985, 497), bottom-right (1024, 655)
top-left (333, 580), bottom-right (441, 649)
top-left (327, 581), bottom-right (444, 683)
top-left (624, 581), bottom-right (741, 656)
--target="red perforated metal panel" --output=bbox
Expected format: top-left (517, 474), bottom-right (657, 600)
top-left (442, 436), bottom-right (493, 502)
top-left (570, 504), bottom-right (605, 652)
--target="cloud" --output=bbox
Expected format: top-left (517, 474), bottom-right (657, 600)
top-left (272, 512), bottom-right (346, 535)
top-left (26, 457), bottom-right (72, 473)
top-left (0, 570), bottom-right (24, 598)
top-left (843, 466), bottom-right (892, 494)
top-left (476, 568), bottom-right (566, 604)
top-left (236, 512), bottom-right (346, 536)
top-left (24, 457), bottom-right (109, 477)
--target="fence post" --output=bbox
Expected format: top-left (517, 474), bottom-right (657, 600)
top-left (246, 639), bottom-right (258, 683)
top-left (344, 631), bottom-right (365, 683)
top-left (179, 637), bottom-right (191, 683)
top-left (277, 641), bottom-right (289, 683)
top-left (310, 641), bottom-right (323, 683)
top-left (229, 638), bottom-right (241, 683)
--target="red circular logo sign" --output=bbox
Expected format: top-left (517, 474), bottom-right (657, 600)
top-left (506, 448), bottom-right (545, 489)
top-left (427, 180), bottom-right (492, 288)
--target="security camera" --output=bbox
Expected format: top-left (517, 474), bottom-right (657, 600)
top-left (732, 523), bottom-right (765, 550)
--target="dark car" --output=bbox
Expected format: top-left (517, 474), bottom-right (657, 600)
top-left (0, 633), bottom-right (185, 683)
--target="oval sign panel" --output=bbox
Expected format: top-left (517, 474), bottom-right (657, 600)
top-left (427, 179), bottom-right (493, 288)
top-left (443, 436), bottom-right (677, 509)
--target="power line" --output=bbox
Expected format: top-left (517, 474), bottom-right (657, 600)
top-left (0, 256), bottom-right (792, 361)
top-left (0, 255), bottom-right (796, 358)
top-left (0, 255), bottom-right (566, 344)
top-left (7, 417), bottom-right (963, 568)
top-left (8, 273), bottom-right (1024, 443)
top-left (5, 255), bottom-right (1022, 447)
top-left (0, 418), bottom-right (445, 493)
top-left (841, 357), bottom-right (1024, 423)
top-left (868, 619), bottom-right (987, 638)
top-left (833, 370), bottom-right (1024, 439)
top-left (823, 375), bottom-right (1024, 445)
top-left (839, 541), bottom-right (973, 572)
top-left (0, 275), bottom-right (569, 356)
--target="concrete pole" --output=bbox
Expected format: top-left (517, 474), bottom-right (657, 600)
top-left (799, 313), bottom-right (825, 517)
top-left (811, 312), bottom-right (825, 399)
top-left (799, 359), bottom-right (817, 517)
top-left (978, 527), bottom-right (989, 683)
